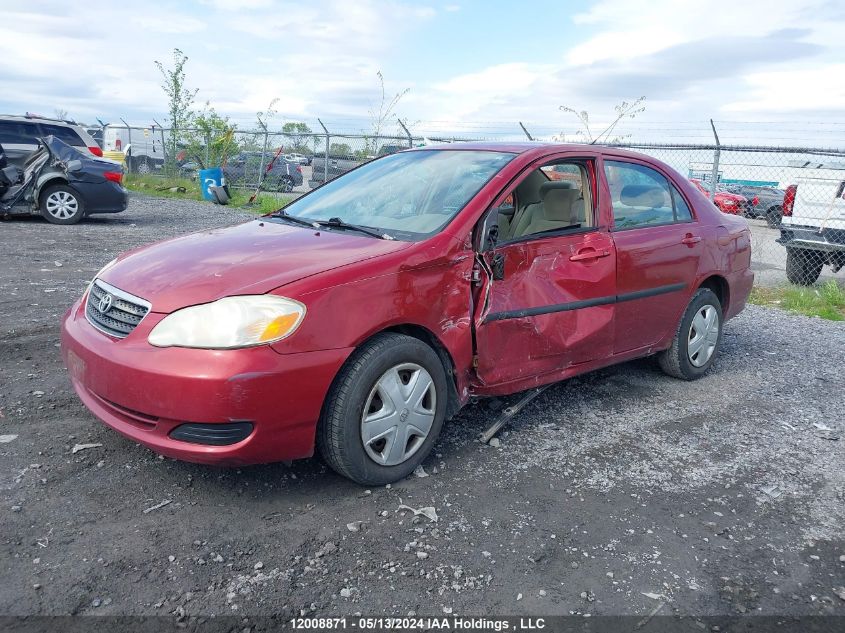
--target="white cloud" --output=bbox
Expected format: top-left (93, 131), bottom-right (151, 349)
top-left (723, 64), bottom-right (845, 113)
top-left (0, 0), bottom-right (842, 140)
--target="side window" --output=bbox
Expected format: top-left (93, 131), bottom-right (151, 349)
top-left (604, 160), bottom-right (692, 229)
top-left (38, 124), bottom-right (85, 146)
top-left (672, 186), bottom-right (693, 221)
top-left (499, 161), bottom-right (594, 240)
top-left (0, 121), bottom-right (39, 145)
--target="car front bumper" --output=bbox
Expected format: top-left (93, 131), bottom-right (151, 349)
top-left (60, 297), bottom-right (352, 466)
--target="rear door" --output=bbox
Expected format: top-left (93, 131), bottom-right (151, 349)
top-left (603, 157), bottom-right (701, 354)
top-left (473, 155), bottom-right (617, 387)
top-left (0, 120), bottom-right (40, 168)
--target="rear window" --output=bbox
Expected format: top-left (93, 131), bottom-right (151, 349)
top-left (37, 123), bottom-right (86, 146)
top-left (0, 120), bottom-right (40, 145)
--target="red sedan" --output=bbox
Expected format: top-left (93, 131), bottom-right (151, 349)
top-left (690, 178), bottom-right (749, 215)
top-left (61, 143), bottom-right (754, 484)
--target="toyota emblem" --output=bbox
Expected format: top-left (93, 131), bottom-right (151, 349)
top-left (98, 293), bottom-right (114, 313)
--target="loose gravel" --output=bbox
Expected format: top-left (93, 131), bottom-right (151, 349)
top-left (0, 195), bottom-right (843, 618)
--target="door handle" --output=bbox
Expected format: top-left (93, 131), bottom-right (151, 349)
top-left (681, 234), bottom-right (702, 246)
top-left (570, 248), bottom-right (610, 262)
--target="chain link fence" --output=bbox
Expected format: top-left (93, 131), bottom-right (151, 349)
top-left (95, 121), bottom-right (844, 288)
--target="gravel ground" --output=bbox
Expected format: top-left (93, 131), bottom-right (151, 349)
top-left (1, 195), bottom-right (843, 618)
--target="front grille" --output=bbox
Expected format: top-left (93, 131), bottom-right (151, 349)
top-left (85, 279), bottom-right (151, 339)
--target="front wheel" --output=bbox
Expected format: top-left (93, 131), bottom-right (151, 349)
top-left (658, 288), bottom-right (723, 380)
top-left (317, 333), bottom-right (448, 485)
top-left (786, 248), bottom-right (823, 285)
top-left (278, 176), bottom-right (294, 192)
top-left (40, 184), bottom-right (84, 225)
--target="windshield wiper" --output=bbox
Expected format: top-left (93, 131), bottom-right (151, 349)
top-left (269, 209), bottom-right (320, 229)
top-left (316, 217), bottom-right (394, 240)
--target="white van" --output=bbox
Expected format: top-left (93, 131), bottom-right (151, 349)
top-left (103, 124), bottom-right (169, 174)
top-left (778, 164), bottom-right (845, 284)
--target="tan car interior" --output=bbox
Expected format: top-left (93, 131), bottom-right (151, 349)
top-left (497, 162), bottom-right (593, 240)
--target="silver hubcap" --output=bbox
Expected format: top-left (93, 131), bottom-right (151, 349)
top-left (360, 363), bottom-right (436, 466)
top-left (137, 161), bottom-right (150, 174)
top-left (688, 304), bottom-right (719, 367)
top-left (45, 191), bottom-right (79, 219)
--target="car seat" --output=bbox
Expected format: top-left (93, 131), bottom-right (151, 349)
top-left (512, 181), bottom-right (580, 237)
top-left (0, 144), bottom-right (22, 199)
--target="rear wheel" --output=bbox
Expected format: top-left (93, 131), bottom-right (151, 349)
top-left (278, 176), bottom-right (294, 192)
top-left (658, 288), bottom-right (723, 380)
top-left (766, 206), bottom-right (783, 228)
top-left (40, 184), bottom-right (84, 225)
top-left (317, 333), bottom-right (448, 485)
top-left (786, 248), bottom-right (823, 285)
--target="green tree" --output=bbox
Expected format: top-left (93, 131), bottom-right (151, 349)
top-left (559, 97), bottom-right (646, 144)
top-left (155, 48), bottom-right (198, 170)
top-left (183, 103), bottom-right (239, 169)
top-left (329, 142), bottom-right (352, 157)
top-left (282, 122), bottom-right (313, 153)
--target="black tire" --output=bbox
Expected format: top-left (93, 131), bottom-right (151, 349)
top-left (278, 176), bottom-right (294, 193)
top-left (135, 157), bottom-right (152, 175)
top-left (766, 206), bottom-right (783, 228)
top-left (40, 184), bottom-right (84, 225)
top-left (786, 248), bottom-right (823, 285)
top-left (658, 288), bottom-right (723, 381)
top-left (317, 333), bottom-right (448, 485)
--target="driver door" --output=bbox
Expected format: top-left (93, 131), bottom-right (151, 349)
top-left (472, 157), bottom-right (617, 387)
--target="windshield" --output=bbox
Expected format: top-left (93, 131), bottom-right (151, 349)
top-left (277, 150), bottom-right (515, 240)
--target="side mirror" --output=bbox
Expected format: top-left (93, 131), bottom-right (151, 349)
top-left (474, 209), bottom-right (500, 252)
top-left (65, 159), bottom-right (83, 173)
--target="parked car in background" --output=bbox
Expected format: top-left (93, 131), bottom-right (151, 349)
top-left (309, 152), bottom-right (363, 187)
top-left (690, 178), bottom-right (749, 215)
top-left (723, 184), bottom-right (785, 227)
top-left (0, 114), bottom-right (103, 168)
top-left (0, 136), bottom-right (126, 225)
top-left (284, 153), bottom-right (311, 166)
top-left (225, 152), bottom-right (303, 192)
top-left (102, 124), bottom-right (168, 175)
top-left (61, 142), bottom-right (753, 484)
top-left (777, 173), bottom-right (845, 285)
top-left (377, 144), bottom-right (406, 157)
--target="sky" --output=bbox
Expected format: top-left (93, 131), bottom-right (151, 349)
top-left (2, 0), bottom-right (845, 145)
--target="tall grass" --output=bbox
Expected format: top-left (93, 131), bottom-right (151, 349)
top-left (750, 280), bottom-right (845, 321)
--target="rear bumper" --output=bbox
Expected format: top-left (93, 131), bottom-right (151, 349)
top-left (778, 225), bottom-right (845, 252)
top-left (75, 181), bottom-right (128, 214)
top-left (61, 297), bottom-right (352, 465)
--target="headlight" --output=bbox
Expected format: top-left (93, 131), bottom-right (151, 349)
top-left (148, 295), bottom-right (306, 349)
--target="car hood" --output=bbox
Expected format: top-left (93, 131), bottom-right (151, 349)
top-left (100, 219), bottom-right (411, 313)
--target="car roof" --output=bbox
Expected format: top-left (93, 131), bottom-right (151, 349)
top-left (408, 140), bottom-right (664, 162)
top-left (0, 114), bottom-right (79, 126)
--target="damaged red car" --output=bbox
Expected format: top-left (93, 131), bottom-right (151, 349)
top-left (61, 143), bottom-right (754, 485)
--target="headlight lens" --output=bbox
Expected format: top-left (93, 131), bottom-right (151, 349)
top-left (148, 295), bottom-right (306, 349)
